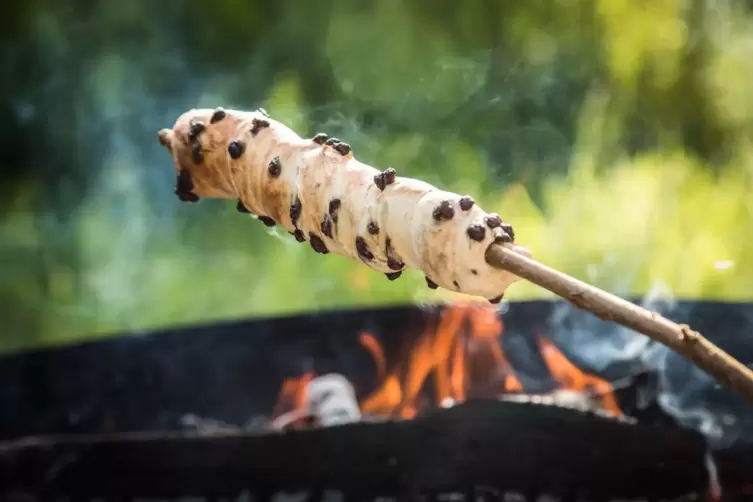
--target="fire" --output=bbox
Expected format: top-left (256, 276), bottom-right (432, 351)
top-left (271, 302), bottom-right (623, 425)
top-left (538, 337), bottom-right (622, 415)
top-left (360, 302), bottom-right (524, 417)
top-left (359, 332), bottom-right (386, 380)
top-left (270, 371), bottom-right (314, 427)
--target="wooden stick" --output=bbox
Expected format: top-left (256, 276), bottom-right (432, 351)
top-left (485, 243), bottom-right (753, 404)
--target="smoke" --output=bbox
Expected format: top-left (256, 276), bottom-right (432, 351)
top-left (546, 279), bottom-right (745, 447)
top-left (4, 2), bottom-right (295, 337)
top-left (73, 51), bottom-right (203, 332)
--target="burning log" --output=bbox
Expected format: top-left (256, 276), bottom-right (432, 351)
top-left (157, 107), bottom-right (753, 404)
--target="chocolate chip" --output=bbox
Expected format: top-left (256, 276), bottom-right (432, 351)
top-left (484, 213), bottom-right (502, 228)
top-left (501, 222), bottom-right (515, 242)
top-left (312, 133), bottom-right (328, 145)
top-left (250, 118), bottom-right (270, 136)
top-left (236, 200), bottom-right (251, 213)
top-left (328, 198), bottom-right (341, 222)
top-left (228, 140), bottom-right (245, 159)
top-left (176, 190), bottom-right (199, 203)
top-left (289, 196), bottom-right (302, 226)
top-left (466, 224), bottom-right (486, 242)
top-left (367, 221), bottom-right (379, 235)
top-left (373, 168), bottom-right (396, 191)
top-left (453, 280), bottom-right (460, 290)
top-left (425, 277), bottom-right (439, 289)
top-left (321, 217), bottom-right (333, 238)
top-left (309, 233), bottom-right (329, 254)
top-left (176, 170), bottom-right (193, 191)
top-left (355, 236), bottom-right (374, 261)
top-left (432, 200), bottom-right (455, 221)
top-left (459, 196), bottom-right (474, 211)
top-left (334, 142), bottom-right (351, 156)
top-left (493, 227), bottom-right (512, 244)
top-left (382, 168), bottom-right (396, 186)
top-left (188, 120), bottom-right (205, 140)
top-left (210, 108), bottom-right (226, 124)
top-left (257, 107), bottom-right (270, 118)
top-left (175, 181), bottom-right (197, 202)
top-left (268, 156), bottom-right (282, 178)
top-left (489, 294), bottom-right (504, 304)
top-left (325, 137), bottom-right (340, 146)
top-left (191, 142), bottom-right (204, 164)
top-left (258, 216), bottom-right (276, 227)
top-left (175, 170), bottom-right (199, 203)
top-left (385, 271), bottom-right (402, 281)
top-left (175, 191), bottom-right (199, 202)
top-left (387, 257), bottom-right (404, 271)
top-left (385, 238), bottom-right (404, 270)
top-left (471, 269), bottom-right (478, 275)
top-left (293, 229), bottom-right (306, 242)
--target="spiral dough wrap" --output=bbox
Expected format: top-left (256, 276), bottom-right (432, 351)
top-left (157, 107), bottom-right (532, 302)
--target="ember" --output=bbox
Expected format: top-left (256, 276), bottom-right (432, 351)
top-left (270, 303), bottom-right (623, 427)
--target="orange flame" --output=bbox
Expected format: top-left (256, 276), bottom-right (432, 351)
top-left (359, 331), bottom-right (386, 380)
top-left (538, 337), bottom-right (622, 415)
top-left (360, 302), bottom-right (525, 417)
top-left (272, 303), bottom-right (623, 423)
top-left (271, 371), bottom-right (314, 424)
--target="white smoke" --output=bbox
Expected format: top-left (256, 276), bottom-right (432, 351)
top-left (546, 280), bottom-right (742, 447)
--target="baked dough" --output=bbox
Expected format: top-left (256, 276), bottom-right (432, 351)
top-left (157, 107), bottom-right (532, 302)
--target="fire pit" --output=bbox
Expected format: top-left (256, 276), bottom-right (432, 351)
top-left (1, 300), bottom-right (752, 501)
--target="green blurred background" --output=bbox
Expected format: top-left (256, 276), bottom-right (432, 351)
top-left (1, 0), bottom-right (751, 354)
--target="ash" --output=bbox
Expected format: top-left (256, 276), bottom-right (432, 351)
top-left (499, 390), bottom-right (637, 425)
top-left (181, 373), bottom-right (363, 434)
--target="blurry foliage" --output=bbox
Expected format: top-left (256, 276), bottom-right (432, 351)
top-left (0, 0), bottom-right (752, 353)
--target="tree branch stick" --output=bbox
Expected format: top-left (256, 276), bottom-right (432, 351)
top-left (485, 243), bottom-right (753, 404)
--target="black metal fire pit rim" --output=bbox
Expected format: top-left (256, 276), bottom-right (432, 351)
top-left (0, 297), bottom-right (731, 361)
top-left (0, 303), bottom-right (429, 361)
